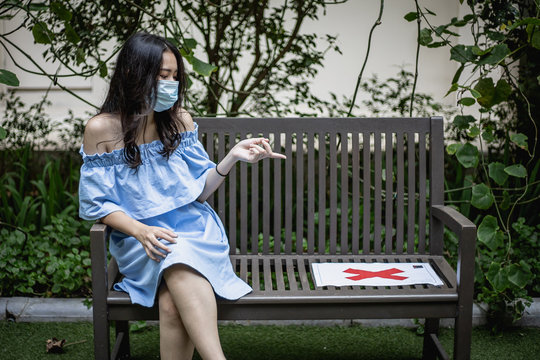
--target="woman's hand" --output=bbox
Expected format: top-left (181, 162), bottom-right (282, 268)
top-left (230, 138), bottom-right (286, 163)
top-left (134, 225), bottom-right (178, 262)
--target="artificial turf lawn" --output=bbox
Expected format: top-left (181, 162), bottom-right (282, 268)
top-left (1, 321), bottom-right (539, 359)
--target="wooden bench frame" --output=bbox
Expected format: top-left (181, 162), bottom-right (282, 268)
top-left (90, 117), bottom-right (476, 360)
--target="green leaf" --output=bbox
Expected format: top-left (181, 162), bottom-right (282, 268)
top-left (166, 37), bottom-right (180, 47)
top-left (488, 162), bottom-right (508, 185)
top-left (427, 41), bottom-right (448, 48)
top-left (75, 48), bottom-right (85, 65)
top-left (28, 2), bottom-right (48, 11)
top-left (50, 1), bottom-right (72, 21)
top-left (501, 190), bottom-right (511, 210)
top-left (46, 263), bottom-right (56, 274)
top-left (452, 65), bottom-right (464, 84)
top-left (493, 79), bottom-right (512, 104)
top-left (456, 142), bottom-right (478, 168)
top-left (507, 17), bottom-right (540, 32)
top-left (471, 183), bottom-right (494, 209)
top-left (404, 12), bottom-right (418, 22)
top-left (423, 7), bottom-right (436, 16)
top-left (470, 88), bottom-right (482, 98)
top-left (98, 61), bottom-right (108, 78)
top-left (474, 77), bottom-right (495, 107)
top-left (482, 129), bottom-right (495, 143)
top-left (187, 55), bottom-right (217, 77)
top-left (467, 125), bottom-right (480, 137)
top-left (510, 133), bottom-right (528, 150)
top-left (477, 215), bottom-right (502, 251)
top-left (446, 143), bottom-right (461, 155)
top-left (450, 44), bottom-right (475, 63)
top-left (419, 28), bottom-right (433, 46)
top-left (487, 31), bottom-right (505, 41)
top-left (184, 38), bottom-right (198, 50)
top-left (451, 16), bottom-right (471, 27)
top-left (32, 22), bottom-right (53, 44)
top-left (453, 115), bottom-right (475, 130)
top-left (487, 262), bottom-right (509, 292)
top-left (52, 283), bottom-right (62, 293)
top-left (458, 97), bottom-right (475, 106)
top-left (504, 164), bottom-right (527, 178)
top-left (474, 78), bottom-right (510, 108)
top-left (471, 45), bottom-right (491, 56)
top-left (444, 83), bottom-right (459, 97)
top-left (477, 44), bottom-right (510, 65)
top-left (0, 69), bottom-right (19, 86)
top-left (0, 127), bottom-right (6, 140)
top-left (64, 23), bottom-right (80, 44)
top-left (507, 262), bottom-right (532, 288)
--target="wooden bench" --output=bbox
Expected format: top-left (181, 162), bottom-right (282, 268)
top-left (90, 117), bottom-right (476, 360)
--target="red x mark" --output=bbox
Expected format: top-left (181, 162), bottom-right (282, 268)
top-left (343, 267), bottom-right (408, 281)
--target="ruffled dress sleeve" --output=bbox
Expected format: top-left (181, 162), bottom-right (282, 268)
top-left (78, 123), bottom-right (216, 221)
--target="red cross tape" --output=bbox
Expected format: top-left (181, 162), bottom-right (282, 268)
top-left (343, 267), bottom-right (408, 281)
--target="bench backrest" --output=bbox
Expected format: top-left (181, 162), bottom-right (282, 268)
top-left (196, 117), bottom-right (444, 257)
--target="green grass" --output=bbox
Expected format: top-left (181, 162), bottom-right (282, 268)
top-left (0, 322), bottom-right (539, 359)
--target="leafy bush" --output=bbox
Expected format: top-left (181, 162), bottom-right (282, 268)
top-left (0, 214), bottom-right (93, 297)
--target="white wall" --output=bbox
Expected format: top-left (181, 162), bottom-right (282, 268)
top-left (0, 0), bottom-right (468, 135)
top-left (304, 0), bottom-right (461, 107)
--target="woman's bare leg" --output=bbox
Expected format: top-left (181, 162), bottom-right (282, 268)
top-left (159, 283), bottom-right (195, 360)
top-left (163, 264), bottom-right (226, 360)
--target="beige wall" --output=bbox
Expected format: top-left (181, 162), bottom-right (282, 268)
top-left (0, 0), bottom-right (467, 132)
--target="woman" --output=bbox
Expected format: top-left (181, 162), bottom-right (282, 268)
top-left (79, 32), bottom-right (285, 359)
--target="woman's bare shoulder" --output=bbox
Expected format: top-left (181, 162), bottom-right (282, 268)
top-left (178, 108), bottom-right (195, 132)
top-left (83, 113), bottom-right (121, 155)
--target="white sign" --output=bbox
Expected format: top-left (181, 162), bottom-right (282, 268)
top-left (311, 262), bottom-right (444, 287)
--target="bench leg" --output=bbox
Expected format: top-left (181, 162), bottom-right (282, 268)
top-left (112, 321), bottom-right (131, 360)
top-left (422, 318), bottom-right (440, 360)
top-left (93, 312), bottom-right (110, 360)
top-left (453, 305), bottom-right (473, 360)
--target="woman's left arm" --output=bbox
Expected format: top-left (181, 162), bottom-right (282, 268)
top-left (197, 138), bottom-right (286, 203)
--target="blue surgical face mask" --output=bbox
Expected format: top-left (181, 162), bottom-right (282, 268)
top-left (153, 80), bottom-right (179, 112)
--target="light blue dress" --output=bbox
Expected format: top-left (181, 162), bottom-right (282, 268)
top-left (78, 123), bottom-right (252, 307)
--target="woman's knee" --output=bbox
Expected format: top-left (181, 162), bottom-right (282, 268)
top-left (158, 285), bottom-right (181, 324)
top-left (163, 263), bottom-right (199, 281)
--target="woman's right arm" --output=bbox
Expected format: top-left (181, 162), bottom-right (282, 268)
top-left (101, 211), bottom-right (177, 262)
top-left (83, 115), bottom-right (177, 262)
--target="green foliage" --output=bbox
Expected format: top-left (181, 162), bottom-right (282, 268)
top-left (0, 0), bottom-right (346, 116)
top-left (417, 0), bottom-right (540, 328)
top-left (0, 214), bottom-right (93, 297)
top-left (0, 69), bottom-right (19, 86)
top-left (324, 68), bottom-right (455, 118)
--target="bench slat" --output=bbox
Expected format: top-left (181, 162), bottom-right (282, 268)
top-left (273, 133), bottom-right (282, 255)
top-left (317, 132), bottom-right (326, 254)
top-left (351, 132), bottom-right (360, 254)
top-left (396, 133), bottom-right (405, 254)
top-left (385, 133), bottom-right (394, 254)
top-left (407, 132), bottom-right (416, 254)
top-left (362, 131), bottom-right (370, 253)
top-left (329, 132), bottom-right (337, 255)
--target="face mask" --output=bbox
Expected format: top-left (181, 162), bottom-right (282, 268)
top-left (153, 80), bottom-right (179, 112)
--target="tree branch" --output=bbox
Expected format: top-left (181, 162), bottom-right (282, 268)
top-left (347, 0), bottom-right (384, 117)
top-left (409, 0), bottom-right (420, 117)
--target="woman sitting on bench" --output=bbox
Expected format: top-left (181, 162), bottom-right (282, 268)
top-left (79, 32), bottom-right (285, 360)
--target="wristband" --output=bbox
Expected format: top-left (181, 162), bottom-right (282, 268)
top-left (215, 163), bottom-right (229, 177)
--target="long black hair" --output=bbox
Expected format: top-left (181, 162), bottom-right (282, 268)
top-left (100, 32), bottom-right (187, 168)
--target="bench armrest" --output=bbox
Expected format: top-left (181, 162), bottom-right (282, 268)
top-left (431, 205), bottom-right (476, 301)
top-left (90, 223), bottom-right (111, 321)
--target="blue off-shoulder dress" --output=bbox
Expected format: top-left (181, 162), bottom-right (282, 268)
top-left (78, 123), bottom-right (252, 307)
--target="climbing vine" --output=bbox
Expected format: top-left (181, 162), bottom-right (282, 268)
top-left (406, 0), bottom-right (540, 329)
